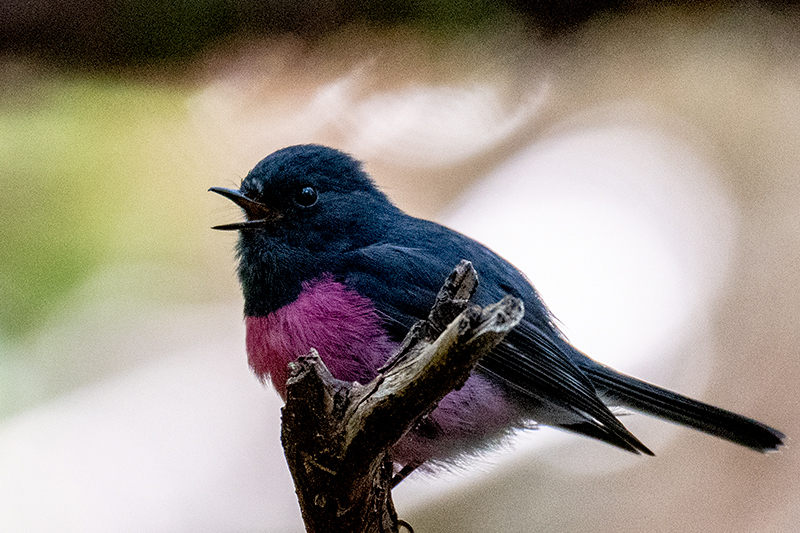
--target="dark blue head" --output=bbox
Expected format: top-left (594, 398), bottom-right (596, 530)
top-left (210, 145), bottom-right (400, 315)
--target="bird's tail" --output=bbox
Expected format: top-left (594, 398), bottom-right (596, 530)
top-left (583, 363), bottom-right (785, 452)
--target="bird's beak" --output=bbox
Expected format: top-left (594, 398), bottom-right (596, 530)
top-left (209, 187), bottom-right (281, 230)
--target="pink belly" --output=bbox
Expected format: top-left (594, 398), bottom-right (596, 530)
top-left (245, 274), bottom-right (396, 398)
top-left (245, 274), bottom-right (520, 466)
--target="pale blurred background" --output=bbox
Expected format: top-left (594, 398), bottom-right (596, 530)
top-left (1, 2), bottom-right (798, 532)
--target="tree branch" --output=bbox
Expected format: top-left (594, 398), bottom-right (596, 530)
top-left (280, 261), bottom-right (524, 533)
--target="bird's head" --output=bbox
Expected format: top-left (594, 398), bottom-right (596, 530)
top-left (210, 144), bottom-right (399, 312)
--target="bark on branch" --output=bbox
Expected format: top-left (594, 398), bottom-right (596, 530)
top-left (280, 261), bottom-right (524, 533)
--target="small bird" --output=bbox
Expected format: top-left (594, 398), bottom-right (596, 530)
top-left (211, 144), bottom-right (784, 478)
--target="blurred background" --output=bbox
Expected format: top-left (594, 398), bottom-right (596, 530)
top-left (1, 1), bottom-right (799, 531)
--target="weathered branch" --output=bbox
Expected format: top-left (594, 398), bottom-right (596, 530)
top-left (280, 261), bottom-right (524, 533)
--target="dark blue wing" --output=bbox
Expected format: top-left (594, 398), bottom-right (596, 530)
top-left (340, 218), bottom-right (652, 454)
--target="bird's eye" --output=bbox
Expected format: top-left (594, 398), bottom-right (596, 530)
top-left (294, 186), bottom-right (318, 207)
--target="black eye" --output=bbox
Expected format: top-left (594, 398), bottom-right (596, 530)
top-left (294, 186), bottom-right (318, 207)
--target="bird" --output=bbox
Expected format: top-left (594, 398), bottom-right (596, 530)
top-left (210, 144), bottom-right (784, 479)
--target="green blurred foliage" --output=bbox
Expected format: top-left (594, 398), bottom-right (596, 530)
top-left (0, 0), bottom-right (589, 69)
top-left (0, 74), bottom-right (193, 338)
top-left (116, 0), bottom-right (238, 64)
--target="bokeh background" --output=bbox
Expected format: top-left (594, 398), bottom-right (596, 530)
top-left (1, 1), bottom-right (799, 531)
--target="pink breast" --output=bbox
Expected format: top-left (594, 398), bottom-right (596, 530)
top-left (245, 274), bottom-right (397, 399)
top-left (245, 273), bottom-right (521, 468)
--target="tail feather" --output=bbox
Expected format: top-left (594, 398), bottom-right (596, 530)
top-left (561, 420), bottom-right (655, 455)
top-left (585, 364), bottom-right (785, 452)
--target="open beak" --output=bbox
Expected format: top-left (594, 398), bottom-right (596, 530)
top-left (209, 187), bottom-right (280, 230)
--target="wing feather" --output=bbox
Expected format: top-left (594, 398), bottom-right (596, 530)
top-left (341, 233), bottom-right (651, 454)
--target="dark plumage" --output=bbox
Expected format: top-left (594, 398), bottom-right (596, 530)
top-left (211, 144), bottom-right (784, 473)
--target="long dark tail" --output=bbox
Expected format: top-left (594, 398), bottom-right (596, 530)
top-left (584, 363), bottom-right (785, 452)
